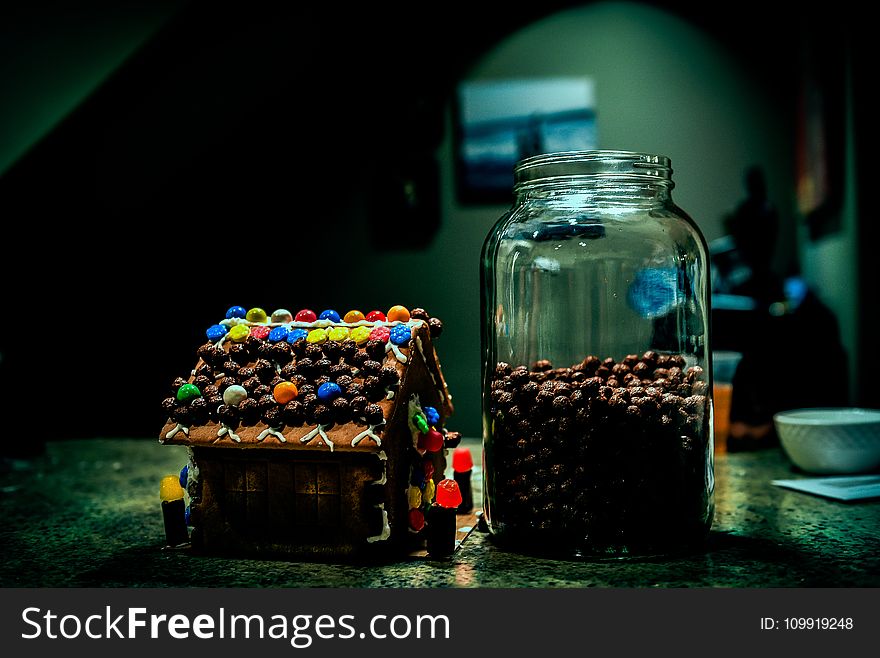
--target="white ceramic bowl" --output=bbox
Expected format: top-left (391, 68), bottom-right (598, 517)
top-left (773, 408), bottom-right (880, 474)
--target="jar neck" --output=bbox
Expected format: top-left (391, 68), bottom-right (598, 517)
top-left (515, 178), bottom-right (673, 208)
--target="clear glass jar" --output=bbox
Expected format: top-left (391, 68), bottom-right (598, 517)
top-left (480, 150), bottom-right (714, 557)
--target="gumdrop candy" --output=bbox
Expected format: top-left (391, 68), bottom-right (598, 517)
top-left (435, 479), bottom-right (462, 509)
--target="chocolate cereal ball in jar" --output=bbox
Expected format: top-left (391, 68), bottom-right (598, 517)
top-left (480, 151), bottom-right (714, 558)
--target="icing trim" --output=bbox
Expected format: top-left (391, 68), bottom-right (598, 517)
top-left (300, 425), bottom-right (334, 451)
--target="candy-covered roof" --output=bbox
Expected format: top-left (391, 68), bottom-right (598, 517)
top-left (159, 306), bottom-right (452, 452)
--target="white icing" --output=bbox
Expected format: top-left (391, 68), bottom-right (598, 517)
top-left (371, 451), bottom-right (388, 486)
top-left (351, 421), bottom-right (384, 447)
top-left (385, 389), bottom-right (395, 400)
top-left (216, 425), bottom-right (241, 443)
top-left (165, 424), bottom-right (190, 440)
top-left (366, 504), bottom-right (391, 543)
top-left (256, 427), bottom-right (286, 443)
top-left (300, 425), bottom-right (334, 451)
top-left (385, 341), bottom-right (408, 363)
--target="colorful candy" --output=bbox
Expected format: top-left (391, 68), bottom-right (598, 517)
top-left (251, 325), bottom-right (271, 340)
top-left (328, 327), bottom-right (350, 342)
top-left (226, 306), bottom-right (247, 320)
top-left (389, 324), bottom-right (411, 346)
top-left (222, 385), bottom-right (248, 407)
top-left (229, 324), bottom-right (251, 342)
top-left (160, 475), bottom-right (185, 503)
top-left (287, 328), bottom-right (308, 344)
top-left (408, 508), bottom-right (426, 532)
top-left (350, 326), bottom-right (372, 345)
top-left (452, 446), bottom-right (474, 472)
top-left (317, 382), bottom-right (342, 402)
top-left (306, 328), bottom-right (328, 344)
top-left (423, 478), bottom-right (436, 504)
top-left (435, 479), bottom-right (463, 509)
top-left (206, 324), bottom-right (227, 341)
top-left (268, 326), bottom-right (289, 343)
top-left (365, 310), bottom-right (386, 322)
top-left (344, 310), bottom-right (365, 323)
top-left (387, 305), bottom-right (411, 323)
top-left (420, 429), bottom-right (444, 453)
top-left (178, 465), bottom-right (188, 489)
top-left (423, 406), bottom-right (440, 426)
top-left (407, 486), bottom-right (422, 509)
top-left (273, 381), bottom-right (298, 404)
top-left (423, 459), bottom-right (435, 480)
top-left (270, 308), bottom-right (293, 323)
top-left (413, 412), bottom-right (430, 434)
top-left (295, 309), bottom-right (317, 323)
top-left (319, 309), bottom-right (341, 323)
top-left (369, 326), bottom-right (390, 343)
top-left (176, 383), bottom-right (201, 403)
top-left (246, 307), bottom-right (268, 323)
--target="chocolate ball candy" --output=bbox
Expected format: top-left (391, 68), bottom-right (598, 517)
top-left (305, 343), bottom-right (324, 360)
top-left (244, 335), bottom-right (263, 356)
top-left (189, 397), bottom-right (208, 423)
top-left (331, 397), bottom-right (351, 423)
top-left (193, 374), bottom-right (212, 391)
top-left (298, 383), bottom-right (316, 398)
top-left (686, 365), bottom-right (705, 382)
top-left (606, 377), bottom-right (619, 388)
top-left (656, 355), bottom-right (671, 367)
top-left (346, 382), bottom-right (363, 398)
top-left (692, 380), bottom-right (709, 395)
top-left (202, 384), bottom-right (220, 398)
top-left (349, 350), bottom-right (368, 369)
top-left (301, 393), bottom-right (319, 415)
top-left (362, 359), bottom-right (382, 375)
top-left (552, 395), bottom-right (573, 416)
top-left (228, 343), bottom-right (249, 364)
top-left (217, 376), bottom-right (239, 391)
top-left (253, 384), bottom-right (271, 399)
top-left (378, 366), bottom-right (400, 385)
top-left (218, 404), bottom-right (240, 427)
top-left (242, 377), bottom-right (261, 393)
top-left (161, 397), bottom-right (177, 415)
top-left (670, 354), bottom-right (686, 368)
top-left (322, 340), bottom-right (342, 360)
top-left (257, 394), bottom-right (277, 412)
top-left (197, 342), bottom-right (215, 362)
top-left (220, 360), bottom-right (238, 376)
top-left (271, 342), bottom-right (292, 364)
top-left (280, 363), bottom-right (298, 380)
top-left (206, 395), bottom-right (223, 415)
top-left (364, 403), bottom-right (384, 425)
top-left (495, 362), bottom-right (513, 377)
top-left (171, 405), bottom-right (193, 425)
top-left (350, 395), bottom-right (368, 413)
top-left (262, 406), bottom-right (283, 428)
top-left (290, 337), bottom-right (308, 357)
top-left (254, 359), bottom-right (275, 382)
top-left (428, 317), bottom-right (443, 338)
top-left (364, 383), bottom-right (385, 402)
top-left (339, 339), bottom-right (358, 361)
top-left (531, 359), bottom-right (552, 372)
top-left (314, 375), bottom-right (331, 389)
top-left (238, 366), bottom-right (256, 381)
top-left (666, 366), bottom-right (684, 383)
top-left (633, 362), bottom-right (651, 378)
top-left (295, 357), bottom-right (314, 377)
top-left (611, 363), bottom-right (631, 377)
top-left (683, 395), bottom-right (706, 415)
top-left (536, 389), bottom-right (556, 409)
top-left (365, 339), bottom-right (386, 361)
top-left (283, 400), bottom-right (305, 426)
top-left (172, 377), bottom-right (188, 394)
top-left (315, 358), bottom-right (333, 375)
top-left (519, 380), bottom-right (540, 401)
top-left (410, 307), bottom-right (430, 321)
top-left (335, 374), bottom-right (354, 390)
top-left (313, 404), bottom-right (334, 426)
top-left (257, 341), bottom-right (274, 359)
top-left (661, 393), bottom-right (684, 413)
top-left (238, 398), bottom-right (260, 425)
top-left (634, 396), bottom-right (659, 416)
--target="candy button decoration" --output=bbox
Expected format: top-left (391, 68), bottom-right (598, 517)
top-left (407, 486), bottom-right (422, 510)
top-left (251, 326), bottom-right (271, 340)
top-left (246, 307), bottom-right (268, 323)
top-left (408, 508), bottom-right (426, 532)
top-left (422, 459), bottom-right (435, 480)
top-left (387, 305), bottom-right (411, 323)
top-left (423, 478), bottom-right (436, 504)
top-left (344, 310), bottom-right (365, 323)
top-left (226, 306), bottom-right (247, 320)
top-left (159, 475), bottom-right (185, 503)
top-left (435, 479), bottom-right (463, 509)
top-left (273, 381), bottom-right (298, 404)
top-left (319, 309), bottom-right (341, 323)
top-left (287, 328), bottom-right (308, 344)
top-left (222, 385), bottom-right (248, 407)
top-left (389, 324), bottom-right (411, 346)
top-left (295, 309), bottom-right (317, 323)
top-left (271, 308), bottom-right (293, 323)
top-left (317, 382), bottom-right (342, 402)
top-left (423, 406), bottom-right (440, 426)
top-left (268, 326), bottom-right (290, 343)
top-left (176, 383), bottom-right (201, 403)
top-left (229, 324), bottom-right (251, 342)
top-left (306, 328), bottom-right (328, 344)
top-left (420, 429), bottom-right (444, 453)
top-left (369, 326), bottom-right (390, 343)
top-left (350, 326), bottom-right (371, 345)
top-left (178, 465), bottom-right (188, 489)
top-left (365, 310), bottom-right (386, 322)
top-left (328, 326), bottom-right (350, 342)
top-left (412, 412), bottom-right (430, 434)
top-left (206, 324), bottom-right (227, 341)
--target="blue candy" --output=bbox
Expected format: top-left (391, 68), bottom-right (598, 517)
top-left (319, 309), bottom-right (341, 323)
top-left (185, 505), bottom-right (192, 526)
top-left (317, 382), bottom-right (342, 402)
top-left (423, 406), bottom-right (440, 426)
top-left (287, 328), bottom-right (309, 344)
top-left (206, 324), bottom-right (227, 341)
top-left (268, 326), bottom-right (289, 343)
top-left (226, 306), bottom-right (247, 319)
top-left (389, 324), bottom-right (411, 346)
top-left (179, 465), bottom-right (188, 488)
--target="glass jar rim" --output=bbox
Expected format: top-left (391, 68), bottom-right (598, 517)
top-left (514, 150), bottom-right (673, 188)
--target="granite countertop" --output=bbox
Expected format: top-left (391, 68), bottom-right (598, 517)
top-left (1, 438), bottom-right (877, 587)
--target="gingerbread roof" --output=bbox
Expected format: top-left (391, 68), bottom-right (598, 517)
top-left (159, 306), bottom-right (453, 453)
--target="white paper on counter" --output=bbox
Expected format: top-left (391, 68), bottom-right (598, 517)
top-left (771, 475), bottom-right (880, 501)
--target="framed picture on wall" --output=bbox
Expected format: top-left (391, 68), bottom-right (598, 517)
top-left (454, 77), bottom-right (597, 204)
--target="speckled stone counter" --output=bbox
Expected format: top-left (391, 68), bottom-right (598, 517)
top-left (1, 438), bottom-right (877, 587)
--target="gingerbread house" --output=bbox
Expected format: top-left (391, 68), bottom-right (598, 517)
top-left (159, 305), bottom-right (458, 558)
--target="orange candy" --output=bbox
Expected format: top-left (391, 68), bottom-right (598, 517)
top-left (387, 305), bottom-right (411, 323)
top-left (273, 381), bottom-right (298, 404)
top-left (344, 310), bottom-right (365, 323)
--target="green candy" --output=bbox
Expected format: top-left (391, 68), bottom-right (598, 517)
top-left (413, 413), bottom-right (429, 434)
top-left (176, 383), bottom-right (202, 403)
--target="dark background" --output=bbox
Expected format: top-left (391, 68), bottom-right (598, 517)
top-left (0, 1), bottom-right (872, 452)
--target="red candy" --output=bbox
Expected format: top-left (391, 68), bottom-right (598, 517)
top-left (435, 479), bottom-right (462, 509)
top-left (408, 508), bottom-right (425, 532)
top-left (295, 309), bottom-right (317, 322)
top-left (422, 458), bottom-right (435, 479)
top-left (417, 429), bottom-right (444, 453)
top-left (365, 310), bottom-right (386, 322)
top-left (368, 326), bottom-right (390, 343)
top-left (452, 447), bottom-right (473, 473)
top-left (250, 326), bottom-right (271, 340)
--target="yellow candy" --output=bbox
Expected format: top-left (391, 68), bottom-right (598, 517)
top-left (306, 328), bottom-right (328, 344)
top-left (387, 305), bottom-right (410, 323)
top-left (229, 324), bottom-right (251, 342)
top-left (423, 479), bottom-right (435, 504)
top-left (344, 310), bottom-right (365, 323)
top-left (407, 486), bottom-right (422, 510)
top-left (159, 475), bottom-right (185, 502)
top-left (350, 326), bottom-right (371, 345)
top-left (246, 307), bottom-right (268, 323)
top-left (328, 326), bottom-right (350, 342)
